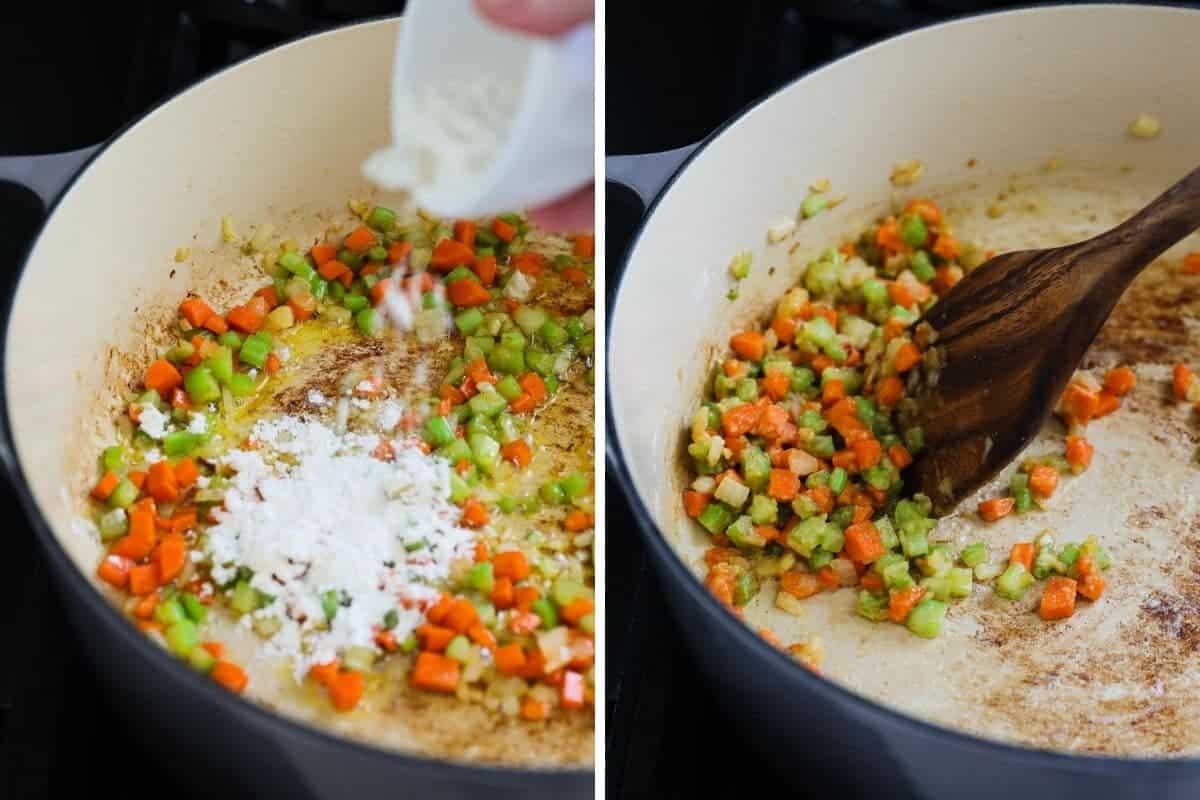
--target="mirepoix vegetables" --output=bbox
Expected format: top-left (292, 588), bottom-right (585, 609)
top-left (89, 203), bottom-right (595, 722)
top-left (685, 196), bottom-right (1118, 659)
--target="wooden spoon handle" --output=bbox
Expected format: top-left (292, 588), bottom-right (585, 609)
top-left (1086, 165), bottom-right (1200, 279)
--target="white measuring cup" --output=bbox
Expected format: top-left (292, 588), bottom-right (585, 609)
top-left (362, 0), bottom-right (594, 219)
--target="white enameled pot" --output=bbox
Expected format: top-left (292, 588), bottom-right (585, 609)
top-left (0, 18), bottom-right (588, 800)
top-left (609, 5), bottom-right (1200, 797)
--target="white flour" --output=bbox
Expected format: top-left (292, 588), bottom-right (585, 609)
top-left (204, 415), bottom-right (477, 679)
top-left (366, 77), bottom-right (519, 193)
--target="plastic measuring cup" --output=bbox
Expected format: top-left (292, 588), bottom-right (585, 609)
top-left (362, 0), bottom-right (594, 219)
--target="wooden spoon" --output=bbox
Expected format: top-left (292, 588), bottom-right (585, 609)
top-left (905, 165), bottom-right (1200, 515)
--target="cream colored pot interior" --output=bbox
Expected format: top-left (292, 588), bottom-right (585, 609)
top-left (610, 4), bottom-right (1200, 756)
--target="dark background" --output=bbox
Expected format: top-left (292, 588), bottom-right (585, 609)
top-left (603, 1), bottom-right (1195, 799)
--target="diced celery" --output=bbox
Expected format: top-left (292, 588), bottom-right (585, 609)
top-left (748, 494), bottom-right (778, 526)
top-left (905, 598), bottom-right (946, 638)
top-left (697, 502), bottom-right (735, 534)
top-left (960, 542), bottom-right (987, 568)
top-left (996, 563), bottom-right (1034, 600)
top-left (857, 590), bottom-right (889, 622)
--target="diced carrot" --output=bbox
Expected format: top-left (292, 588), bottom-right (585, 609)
top-left (92, 471), bottom-right (120, 501)
top-left (490, 576), bottom-right (515, 609)
top-left (343, 225), bottom-right (375, 253)
top-left (893, 342), bottom-right (921, 373)
top-left (520, 696), bottom-right (549, 721)
top-left (1077, 573), bottom-right (1106, 601)
top-left (472, 254), bottom-right (498, 287)
top-left (1065, 436), bottom-right (1094, 472)
top-left (127, 470), bottom-right (147, 490)
top-left (1094, 391), bottom-right (1120, 418)
top-left (493, 643), bottom-right (527, 675)
top-left (852, 438), bottom-right (882, 469)
top-left (461, 497), bottom-right (489, 529)
top-left (425, 593), bottom-right (454, 624)
top-left (466, 623), bottom-right (497, 650)
top-left (146, 460), bottom-right (180, 503)
top-left (133, 591), bottom-right (159, 619)
top-left (288, 294), bottom-right (316, 323)
top-left (719, 403), bottom-right (758, 438)
top-left (211, 661), bottom-right (248, 693)
top-left (377, 241), bottom-right (409, 267)
top-left (1103, 365), bottom-right (1136, 396)
top-left (771, 315), bottom-right (797, 344)
top-left (500, 439), bottom-right (532, 469)
top-left (729, 331), bottom-right (766, 362)
top-left (887, 443), bottom-right (912, 469)
top-left (202, 315), bottom-right (229, 335)
top-left (262, 352), bottom-right (281, 376)
top-left (815, 566), bottom-right (839, 590)
top-left (888, 586), bottom-right (925, 623)
top-left (1039, 576), bottom-right (1077, 621)
top-left (512, 252), bottom-right (544, 276)
top-left (859, 571), bottom-right (884, 592)
top-left (155, 532), bottom-right (187, 584)
top-left (1061, 383), bottom-right (1100, 424)
top-left (1009, 542), bottom-right (1034, 571)
top-left (308, 243), bottom-right (336, 266)
top-left (822, 379), bottom-right (846, 407)
top-left (97, 554), bottom-right (132, 588)
top-left (327, 669), bottom-right (365, 712)
top-left (876, 375), bottom-right (904, 406)
top-left (412, 652), bottom-right (461, 693)
top-left (492, 217), bottom-right (517, 242)
top-left (454, 220), bottom-right (477, 247)
top-left (761, 371), bottom-right (789, 400)
top-left (562, 265), bottom-right (588, 286)
top-left (564, 510), bottom-right (591, 532)
top-left (1028, 465), bottom-right (1058, 498)
top-left (416, 624), bottom-right (456, 652)
top-left (560, 597), bottom-right (594, 626)
top-left (931, 232), bottom-right (961, 260)
top-left (904, 198), bottom-right (942, 225)
top-left (573, 234), bottom-right (595, 259)
top-left (128, 563), bottom-right (159, 596)
top-left (510, 393), bottom-right (536, 414)
top-left (445, 597), bottom-right (479, 634)
top-left (888, 281), bottom-right (916, 309)
top-left (202, 641), bottom-right (226, 659)
top-left (844, 522), bottom-right (885, 563)
top-left (173, 457), bottom-right (199, 489)
top-left (978, 497), bottom-right (1015, 522)
top-left (876, 218), bottom-right (906, 254)
top-left (1184, 252), bottom-right (1200, 275)
top-left (309, 661), bottom-right (339, 687)
top-left (518, 372), bottom-right (548, 404)
top-left (428, 238), bottom-right (475, 272)
top-left (226, 304), bottom-right (264, 334)
top-left (1075, 553), bottom-right (1095, 579)
top-left (492, 550), bottom-right (531, 581)
top-left (112, 508), bottom-right (157, 560)
top-left (447, 277), bottom-right (491, 307)
top-left (779, 570), bottom-right (821, 599)
top-left (144, 358), bottom-right (183, 396)
top-left (317, 259), bottom-right (347, 280)
top-left (254, 285), bottom-right (280, 309)
top-left (808, 486), bottom-right (834, 514)
top-left (179, 297), bottom-right (215, 328)
top-left (1173, 363), bottom-right (1193, 401)
top-left (767, 468), bottom-right (800, 501)
top-left (831, 450), bottom-right (857, 471)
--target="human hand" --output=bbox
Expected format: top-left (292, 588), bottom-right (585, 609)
top-left (475, 0), bottom-right (594, 232)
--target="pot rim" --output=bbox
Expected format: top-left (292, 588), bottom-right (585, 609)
top-left (606, 2), bottom-right (1200, 774)
top-left (0, 15), bottom-right (590, 785)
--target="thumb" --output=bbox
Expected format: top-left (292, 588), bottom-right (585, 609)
top-left (474, 0), bottom-right (593, 37)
